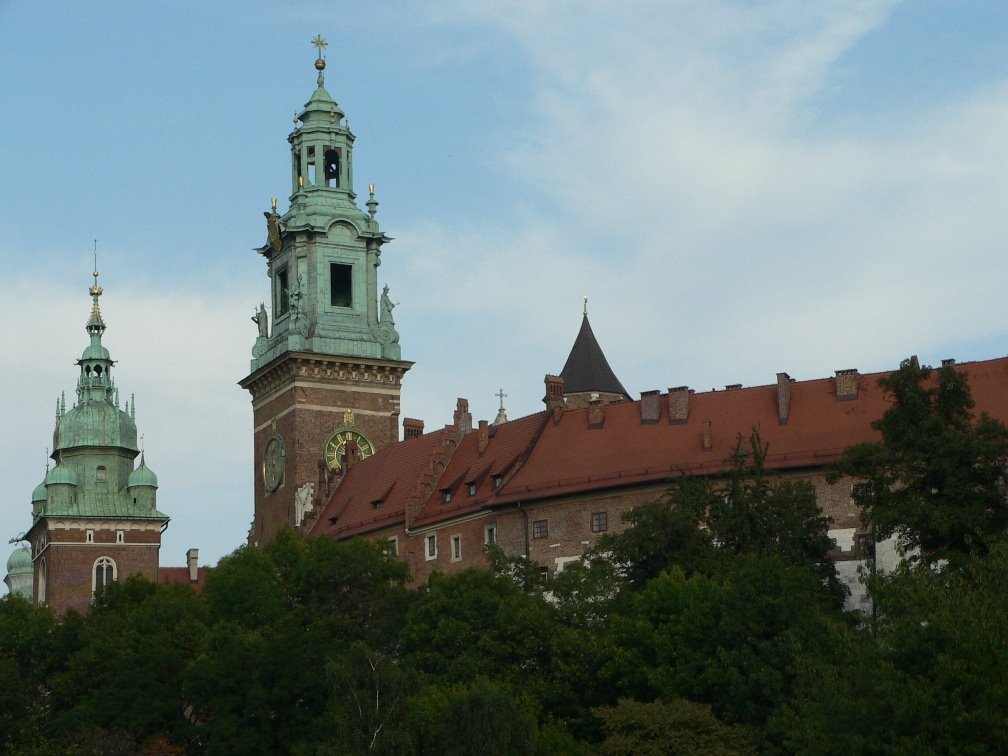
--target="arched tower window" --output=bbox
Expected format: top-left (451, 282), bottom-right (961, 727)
top-left (96, 466), bottom-right (106, 482)
top-left (38, 558), bottom-right (46, 605)
top-left (324, 148), bottom-right (341, 187)
top-left (92, 556), bottom-right (117, 593)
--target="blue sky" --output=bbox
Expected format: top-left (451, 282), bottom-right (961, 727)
top-left (3, 1), bottom-right (1008, 577)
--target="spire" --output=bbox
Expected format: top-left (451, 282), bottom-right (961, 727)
top-left (86, 242), bottom-right (106, 337)
top-left (559, 309), bottom-right (629, 399)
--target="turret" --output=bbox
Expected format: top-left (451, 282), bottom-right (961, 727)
top-left (127, 454), bottom-right (159, 510)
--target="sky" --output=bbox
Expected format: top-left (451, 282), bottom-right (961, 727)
top-left (3, 0), bottom-right (1008, 581)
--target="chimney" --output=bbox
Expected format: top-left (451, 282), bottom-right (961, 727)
top-left (776, 372), bottom-right (791, 425)
top-left (835, 369), bottom-right (859, 401)
top-left (640, 390), bottom-right (661, 424)
top-left (186, 548), bottom-right (199, 583)
top-left (725, 383), bottom-right (742, 390)
top-left (453, 398), bottom-right (472, 435)
top-left (941, 358), bottom-right (956, 368)
top-left (702, 420), bottom-right (712, 452)
top-left (668, 386), bottom-right (689, 424)
top-left (544, 374), bottom-right (566, 422)
top-left (478, 419), bottom-right (489, 453)
top-left (588, 398), bottom-right (605, 429)
top-left (343, 439), bottom-right (361, 471)
top-left (403, 417), bottom-right (425, 440)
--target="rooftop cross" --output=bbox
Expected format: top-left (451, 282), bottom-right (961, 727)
top-left (311, 34), bottom-right (328, 86)
top-left (583, 295), bottom-right (588, 315)
top-left (496, 388), bottom-right (507, 411)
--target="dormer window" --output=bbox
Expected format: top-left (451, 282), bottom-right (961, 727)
top-left (442, 489), bottom-right (452, 504)
top-left (371, 499), bottom-right (383, 509)
top-left (467, 482), bottom-right (477, 496)
top-left (492, 475), bottom-right (503, 489)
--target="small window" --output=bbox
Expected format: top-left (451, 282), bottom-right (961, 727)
top-left (276, 268), bottom-right (289, 315)
top-left (532, 520), bottom-right (549, 539)
top-left (425, 534), bottom-right (437, 561)
top-left (95, 466), bottom-right (106, 482)
top-left (330, 263), bottom-right (352, 307)
top-left (371, 499), bottom-right (383, 509)
top-left (116, 531), bottom-right (125, 544)
top-left (539, 566), bottom-right (550, 583)
top-left (86, 529), bottom-right (94, 544)
top-left (386, 537), bottom-right (398, 557)
top-left (484, 525), bottom-right (497, 546)
top-left (442, 489), bottom-right (452, 504)
top-left (467, 482), bottom-right (477, 496)
top-left (591, 511), bottom-right (608, 533)
top-left (852, 482), bottom-right (872, 500)
top-left (307, 146), bottom-right (316, 185)
top-left (856, 533), bottom-right (875, 557)
top-left (451, 535), bottom-right (462, 561)
top-left (492, 475), bottom-right (503, 489)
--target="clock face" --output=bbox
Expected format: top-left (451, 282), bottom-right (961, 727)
top-left (324, 428), bottom-right (375, 470)
top-left (263, 434), bottom-right (286, 492)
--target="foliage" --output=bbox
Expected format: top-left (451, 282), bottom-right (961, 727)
top-left (594, 698), bottom-right (753, 756)
top-left (832, 358), bottom-right (1008, 563)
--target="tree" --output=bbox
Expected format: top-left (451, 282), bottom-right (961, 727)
top-left (598, 431), bottom-right (840, 598)
top-left (832, 358), bottom-right (1008, 563)
top-left (593, 698), bottom-right (753, 756)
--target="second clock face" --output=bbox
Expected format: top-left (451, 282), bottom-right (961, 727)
top-left (324, 428), bottom-right (374, 470)
top-left (263, 434), bottom-right (286, 492)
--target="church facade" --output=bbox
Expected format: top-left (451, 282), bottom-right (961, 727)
top-left (242, 42), bottom-right (1008, 610)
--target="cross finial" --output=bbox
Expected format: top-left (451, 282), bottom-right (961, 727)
top-left (311, 34), bottom-right (328, 58)
top-left (583, 295), bottom-right (588, 315)
top-left (90, 240), bottom-right (102, 298)
top-left (496, 388), bottom-right (508, 410)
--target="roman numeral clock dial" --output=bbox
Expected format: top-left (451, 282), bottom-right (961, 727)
top-left (323, 429), bottom-right (374, 470)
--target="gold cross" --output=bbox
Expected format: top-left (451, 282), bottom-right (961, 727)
top-left (311, 35), bottom-right (328, 58)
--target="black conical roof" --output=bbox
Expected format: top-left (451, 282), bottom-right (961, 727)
top-left (559, 314), bottom-right (629, 398)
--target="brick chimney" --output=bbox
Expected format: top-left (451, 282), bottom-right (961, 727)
top-left (588, 398), bottom-right (605, 429)
top-left (403, 417), bottom-right (425, 440)
top-left (453, 398), bottom-right (472, 435)
top-left (544, 374), bottom-right (566, 422)
top-left (668, 386), bottom-right (689, 424)
top-left (835, 369), bottom-right (859, 401)
top-left (186, 548), bottom-right (199, 583)
top-left (477, 419), bottom-right (489, 453)
top-left (640, 390), bottom-right (661, 424)
top-left (702, 420), bottom-right (712, 452)
top-left (776, 372), bottom-right (791, 425)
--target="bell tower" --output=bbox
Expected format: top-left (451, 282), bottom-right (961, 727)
top-left (240, 37), bottom-right (412, 546)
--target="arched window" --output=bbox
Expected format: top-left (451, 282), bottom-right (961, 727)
top-left (38, 558), bottom-right (46, 605)
top-left (92, 556), bottom-right (117, 594)
top-left (324, 148), bottom-right (341, 187)
top-left (96, 466), bottom-right (106, 482)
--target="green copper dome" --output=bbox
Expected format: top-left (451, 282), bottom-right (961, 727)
top-left (6, 546), bottom-right (32, 575)
top-left (81, 341), bottom-right (111, 361)
top-left (45, 462), bottom-right (77, 487)
top-left (57, 401), bottom-right (138, 452)
top-left (32, 480), bottom-right (47, 503)
top-left (127, 457), bottom-right (158, 488)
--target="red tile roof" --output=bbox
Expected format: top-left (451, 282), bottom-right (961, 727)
top-left (311, 356), bottom-right (1008, 537)
top-left (158, 567), bottom-right (207, 592)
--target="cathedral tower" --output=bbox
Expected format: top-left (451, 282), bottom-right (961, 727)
top-left (240, 38), bottom-right (411, 545)
top-left (24, 270), bottom-right (168, 614)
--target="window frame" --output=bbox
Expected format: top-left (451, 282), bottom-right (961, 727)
top-left (532, 519), bottom-right (549, 539)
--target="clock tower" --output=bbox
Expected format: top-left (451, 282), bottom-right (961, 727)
top-left (240, 38), bottom-right (412, 545)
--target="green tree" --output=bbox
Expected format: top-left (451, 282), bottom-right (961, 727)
top-left (594, 698), bottom-right (753, 756)
top-left (0, 595), bottom-right (58, 752)
top-left (46, 578), bottom-right (206, 751)
top-left (403, 678), bottom-right (540, 756)
top-left (832, 357), bottom-right (1008, 563)
top-left (598, 431), bottom-right (839, 598)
